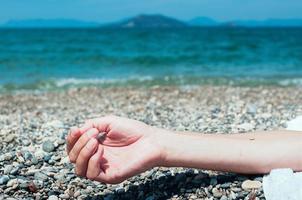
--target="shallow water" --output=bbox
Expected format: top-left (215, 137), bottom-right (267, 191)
top-left (0, 27), bottom-right (302, 92)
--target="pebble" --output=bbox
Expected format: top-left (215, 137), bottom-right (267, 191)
top-left (0, 86), bottom-right (299, 199)
top-left (237, 123), bottom-right (254, 131)
top-left (34, 172), bottom-right (48, 181)
top-left (42, 140), bottom-right (55, 152)
top-left (23, 151), bottom-right (33, 160)
top-left (247, 104), bottom-right (257, 114)
top-left (6, 179), bottom-right (18, 187)
top-left (48, 195), bottom-right (59, 200)
top-left (241, 180), bottom-right (262, 191)
top-left (212, 188), bottom-right (223, 198)
top-left (4, 134), bottom-right (16, 143)
top-left (220, 195), bottom-right (228, 200)
top-left (0, 175), bottom-right (10, 185)
top-left (59, 194), bottom-right (69, 199)
top-left (74, 191), bottom-right (81, 198)
top-left (44, 120), bottom-right (64, 129)
top-left (3, 165), bottom-right (13, 174)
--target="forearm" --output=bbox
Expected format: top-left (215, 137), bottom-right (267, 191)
top-left (157, 129), bottom-right (302, 174)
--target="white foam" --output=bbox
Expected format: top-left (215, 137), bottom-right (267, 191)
top-left (279, 78), bottom-right (302, 86)
top-left (54, 76), bottom-right (154, 87)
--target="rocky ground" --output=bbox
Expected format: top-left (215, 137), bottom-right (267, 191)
top-left (0, 86), bottom-right (301, 200)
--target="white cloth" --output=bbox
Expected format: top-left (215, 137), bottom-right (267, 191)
top-left (263, 116), bottom-right (302, 200)
top-left (263, 169), bottom-right (302, 200)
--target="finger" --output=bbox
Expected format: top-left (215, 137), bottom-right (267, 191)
top-left (66, 127), bottom-right (82, 154)
top-left (86, 144), bottom-right (104, 180)
top-left (84, 116), bottom-right (117, 133)
top-left (75, 138), bottom-right (98, 177)
top-left (79, 120), bottom-right (94, 134)
top-left (69, 128), bottom-right (99, 163)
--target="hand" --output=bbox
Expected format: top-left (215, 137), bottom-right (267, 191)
top-left (66, 116), bottom-right (165, 184)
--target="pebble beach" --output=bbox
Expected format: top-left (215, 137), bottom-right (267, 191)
top-left (0, 86), bottom-right (301, 200)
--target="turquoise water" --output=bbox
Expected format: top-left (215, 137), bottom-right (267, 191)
top-left (0, 28), bottom-right (302, 92)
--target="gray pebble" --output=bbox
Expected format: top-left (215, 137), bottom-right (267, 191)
top-left (220, 195), bottom-right (228, 200)
top-left (59, 194), bottom-right (69, 199)
top-left (3, 165), bottom-right (13, 174)
top-left (42, 140), bottom-right (55, 152)
top-left (23, 151), bottom-right (33, 160)
top-left (0, 175), bottom-right (10, 185)
top-left (4, 134), bottom-right (16, 143)
top-left (34, 172), bottom-right (48, 181)
top-left (6, 179), bottom-right (18, 187)
top-left (48, 195), bottom-right (59, 200)
top-left (21, 140), bottom-right (31, 146)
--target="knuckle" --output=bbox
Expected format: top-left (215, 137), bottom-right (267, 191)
top-left (75, 168), bottom-right (80, 176)
top-left (69, 154), bottom-right (76, 163)
top-left (90, 155), bottom-right (99, 163)
top-left (81, 149), bottom-right (90, 159)
top-left (86, 173), bottom-right (96, 180)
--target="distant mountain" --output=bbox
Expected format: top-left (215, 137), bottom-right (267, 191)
top-left (105, 14), bottom-right (187, 28)
top-left (188, 17), bottom-right (218, 26)
top-left (2, 16), bottom-right (302, 28)
top-left (222, 18), bottom-right (302, 27)
top-left (3, 19), bottom-right (100, 28)
top-left (188, 17), bottom-right (302, 27)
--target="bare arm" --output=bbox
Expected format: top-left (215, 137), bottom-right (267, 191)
top-left (67, 116), bottom-right (302, 184)
top-left (158, 129), bottom-right (302, 174)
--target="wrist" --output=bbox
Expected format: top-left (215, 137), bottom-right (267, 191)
top-left (151, 128), bottom-right (184, 167)
top-left (148, 127), bottom-right (176, 167)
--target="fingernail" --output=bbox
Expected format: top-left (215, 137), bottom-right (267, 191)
top-left (86, 139), bottom-right (97, 151)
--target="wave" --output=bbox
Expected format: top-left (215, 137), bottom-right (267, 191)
top-left (54, 76), bottom-right (154, 87)
top-left (278, 78), bottom-right (302, 86)
top-left (0, 76), bottom-right (301, 93)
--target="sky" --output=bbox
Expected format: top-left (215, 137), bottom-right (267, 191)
top-left (1, 0), bottom-right (302, 24)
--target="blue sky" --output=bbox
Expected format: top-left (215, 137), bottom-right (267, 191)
top-left (1, 0), bottom-right (302, 24)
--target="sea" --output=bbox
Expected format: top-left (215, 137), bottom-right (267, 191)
top-left (0, 27), bottom-right (301, 93)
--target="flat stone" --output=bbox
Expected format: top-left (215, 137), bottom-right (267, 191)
top-left (34, 172), bottom-right (48, 181)
top-left (220, 195), bottom-right (228, 200)
top-left (48, 195), bottom-right (59, 200)
top-left (0, 153), bottom-right (13, 162)
top-left (6, 179), bottom-right (18, 187)
top-left (241, 180), bottom-right (262, 191)
top-left (42, 140), bottom-right (55, 153)
top-left (0, 175), bottom-right (10, 185)
top-left (4, 134), bottom-right (16, 143)
top-left (59, 194), bottom-right (69, 199)
top-left (3, 165), bottom-right (13, 174)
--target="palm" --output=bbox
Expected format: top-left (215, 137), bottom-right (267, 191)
top-left (97, 137), bottom-right (161, 183)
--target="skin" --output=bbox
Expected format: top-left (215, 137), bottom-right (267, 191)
top-left (66, 115), bottom-right (302, 184)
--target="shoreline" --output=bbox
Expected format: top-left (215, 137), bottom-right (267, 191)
top-left (0, 85), bottom-right (301, 199)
